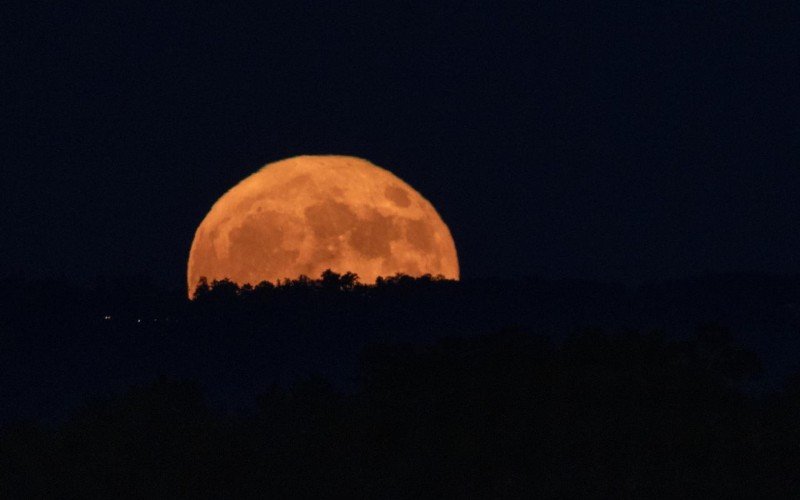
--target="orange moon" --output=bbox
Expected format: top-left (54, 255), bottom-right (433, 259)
top-left (187, 155), bottom-right (459, 297)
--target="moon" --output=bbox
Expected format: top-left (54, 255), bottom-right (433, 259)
top-left (187, 155), bottom-right (459, 297)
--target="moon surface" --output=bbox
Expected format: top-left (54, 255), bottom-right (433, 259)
top-left (187, 155), bottom-right (459, 297)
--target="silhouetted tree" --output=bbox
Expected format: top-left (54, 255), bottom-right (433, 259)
top-left (192, 276), bottom-right (211, 300)
top-left (320, 269), bottom-right (359, 292)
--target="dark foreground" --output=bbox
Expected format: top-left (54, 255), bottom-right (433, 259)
top-left (2, 273), bottom-right (800, 497)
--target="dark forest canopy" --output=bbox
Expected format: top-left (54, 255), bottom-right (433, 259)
top-left (1, 328), bottom-right (797, 497)
top-left (2, 271), bottom-right (800, 495)
top-left (1, 271), bottom-right (799, 391)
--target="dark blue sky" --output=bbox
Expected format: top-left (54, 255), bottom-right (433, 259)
top-left (2, 2), bottom-right (798, 287)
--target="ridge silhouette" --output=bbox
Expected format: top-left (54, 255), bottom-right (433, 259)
top-left (1, 270), bottom-right (799, 496)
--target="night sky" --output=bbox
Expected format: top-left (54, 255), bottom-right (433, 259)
top-left (3, 3), bottom-right (798, 288)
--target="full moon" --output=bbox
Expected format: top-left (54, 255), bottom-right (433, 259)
top-left (187, 155), bottom-right (459, 297)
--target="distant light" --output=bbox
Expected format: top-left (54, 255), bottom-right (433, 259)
top-left (137, 318), bottom-right (141, 323)
top-left (103, 315), bottom-right (112, 320)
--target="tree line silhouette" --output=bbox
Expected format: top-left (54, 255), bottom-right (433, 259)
top-left (2, 271), bottom-right (800, 496)
top-left (192, 270), bottom-right (455, 303)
